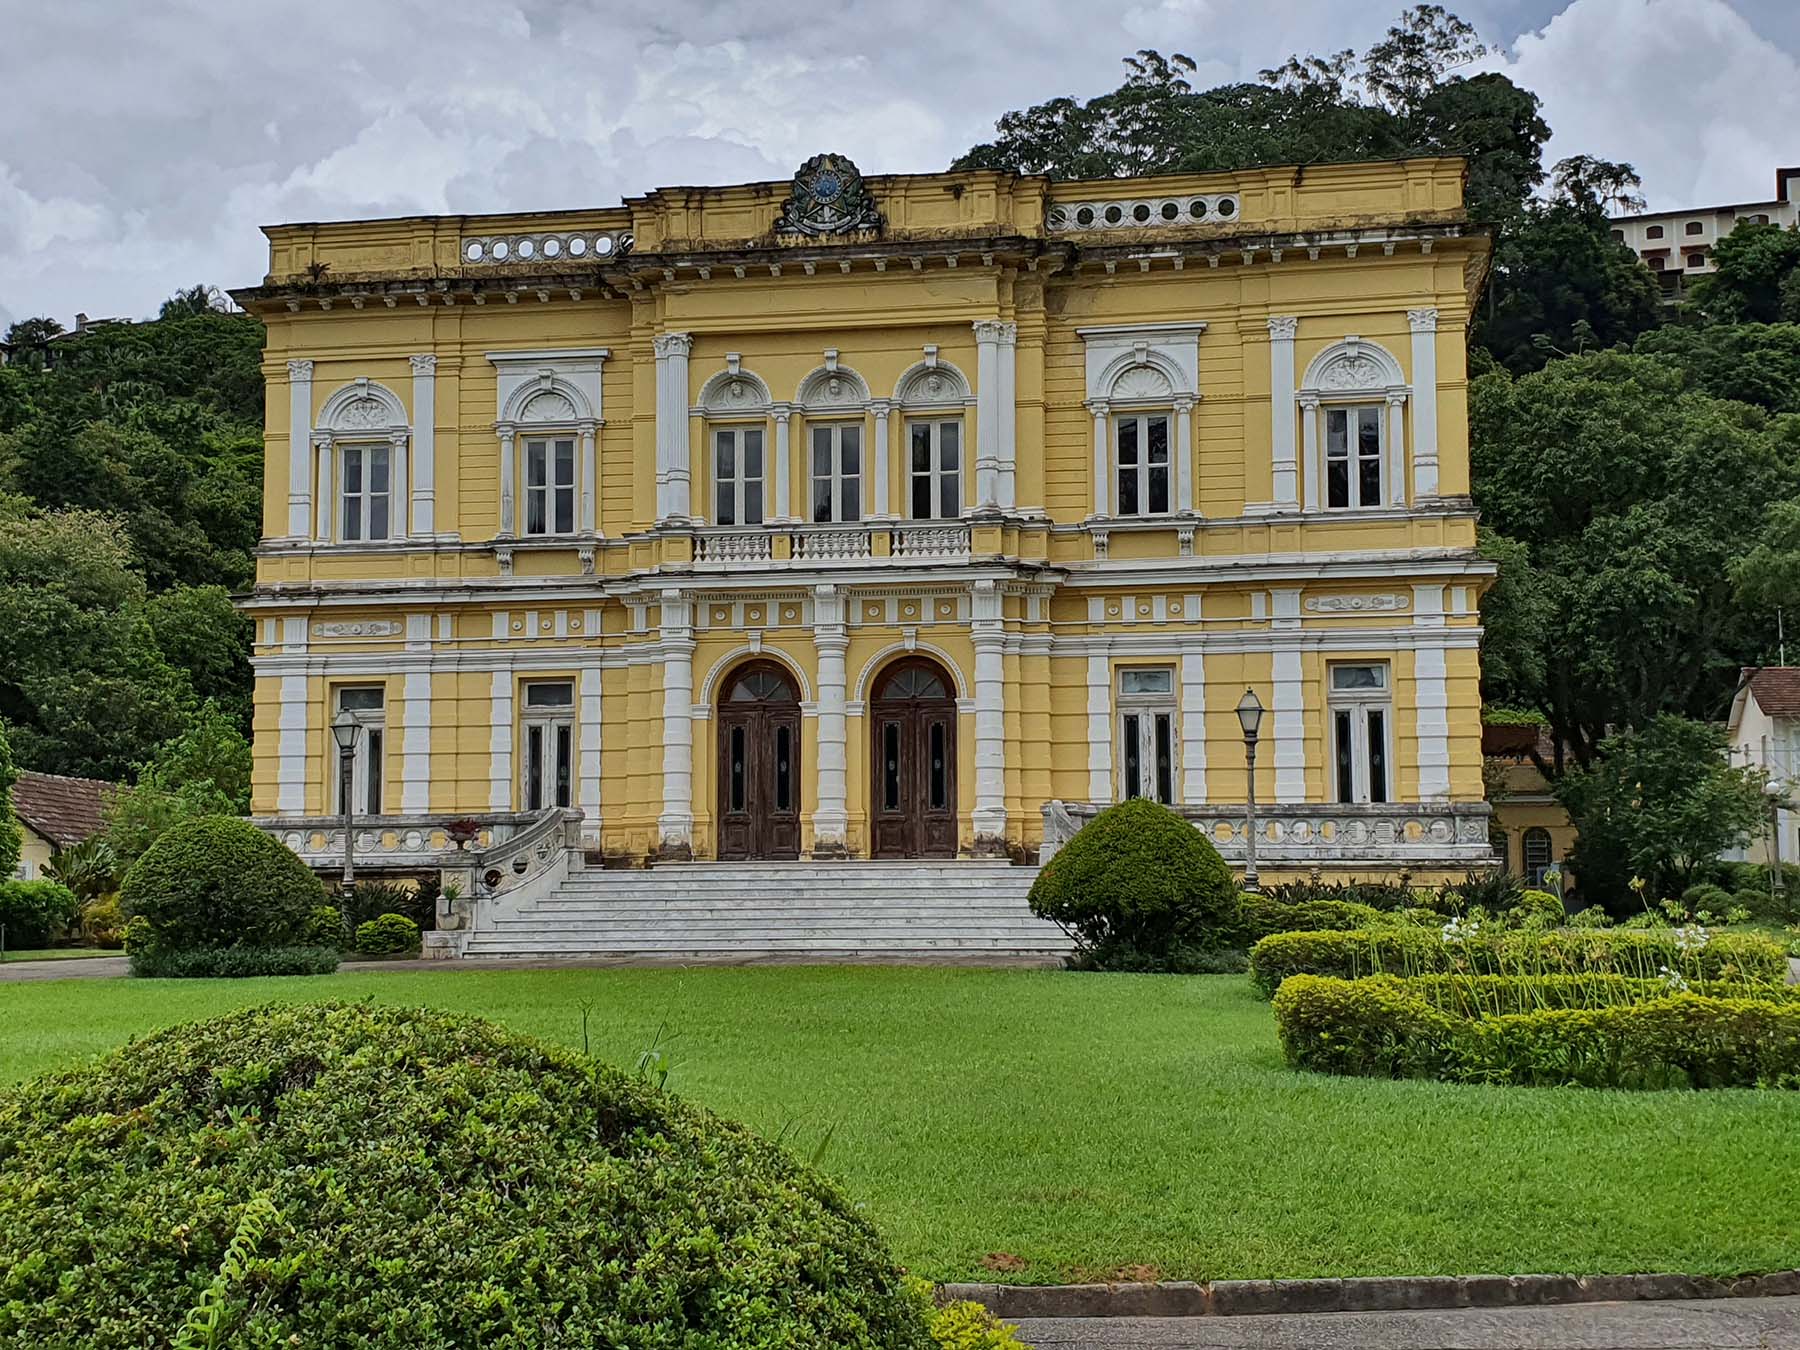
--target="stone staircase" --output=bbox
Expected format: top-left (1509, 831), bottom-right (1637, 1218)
top-left (461, 859), bottom-right (1071, 963)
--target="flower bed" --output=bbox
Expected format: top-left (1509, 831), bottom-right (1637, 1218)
top-left (1273, 973), bottom-right (1800, 1089)
top-left (1247, 925), bottom-right (1788, 998)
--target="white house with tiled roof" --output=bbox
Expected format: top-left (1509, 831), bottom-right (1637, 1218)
top-left (1726, 667), bottom-right (1800, 869)
top-left (9, 771), bottom-right (114, 879)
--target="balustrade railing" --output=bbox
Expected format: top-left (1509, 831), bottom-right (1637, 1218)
top-left (255, 811), bottom-right (543, 871)
top-left (692, 523), bottom-right (972, 566)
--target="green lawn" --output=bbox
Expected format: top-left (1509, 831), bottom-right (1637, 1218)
top-left (3, 965), bottom-right (1797, 1284)
top-left (0, 947), bottom-right (115, 962)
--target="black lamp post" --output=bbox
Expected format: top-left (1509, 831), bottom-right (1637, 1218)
top-left (1235, 687), bottom-right (1265, 894)
top-left (330, 708), bottom-right (362, 903)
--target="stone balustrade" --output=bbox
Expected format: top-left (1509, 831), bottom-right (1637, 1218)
top-left (692, 523), bottom-right (972, 568)
top-left (254, 811), bottom-right (543, 872)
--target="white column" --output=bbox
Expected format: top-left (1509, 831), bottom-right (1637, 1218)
top-left (1088, 400), bottom-right (1110, 518)
top-left (1300, 397), bottom-right (1321, 513)
top-left (578, 665), bottom-right (603, 841)
top-left (1408, 308), bottom-right (1440, 499)
top-left (401, 669), bottom-right (431, 815)
top-left (1272, 648), bottom-right (1306, 803)
top-left (973, 320), bottom-right (1003, 510)
top-left (1387, 394), bottom-right (1408, 508)
top-left (276, 671), bottom-right (309, 814)
top-left (1174, 395), bottom-right (1195, 514)
top-left (313, 433), bottom-right (334, 540)
top-left (497, 427), bottom-right (517, 537)
top-left (579, 421), bottom-right (598, 534)
top-left (389, 431), bottom-right (409, 540)
top-left (1413, 583), bottom-right (1451, 800)
top-left (771, 404), bottom-right (794, 523)
top-left (658, 588), bottom-right (695, 855)
top-left (408, 354), bottom-right (436, 535)
top-left (1180, 652), bottom-right (1207, 803)
top-left (1086, 653), bottom-right (1112, 801)
top-left (997, 322), bottom-right (1018, 511)
top-left (1268, 316), bottom-right (1299, 509)
top-left (811, 584), bottom-right (849, 853)
top-left (871, 398), bottom-right (892, 518)
top-left (488, 669), bottom-right (514, 812)
top-left (971, 580), bottom-right (1007, 843)
top-left (654, 332), bottom-right (694, 523)
top-left (286, 359), bottom-right (314, 538)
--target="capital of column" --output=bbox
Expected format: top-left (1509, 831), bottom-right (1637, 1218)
top-left (1407, 308), bottom-right (1439, 333)
top-left (972, 318), bottom-right (1008, 344)
top-left (388, 429), bottom-right (409, 449)
top-left (771, 401), bottom-right (793, 424)
top-left (1267, 315), bottom-right (1298, 340)
top-left (409, 353), bottom-right (438, 375)
top-left (653, 331), bottom-right (693, 359)
top-left (287, 358), bottom-right (315, 380)
top-left (1385, 390), bottom-right (1409, 407)
top-left (1085, 398), bottom-right (1111, 417)
top-left (1298, 394), bottom-right (1320, 412)
top-left (309, 430), bottom-right (333, 451)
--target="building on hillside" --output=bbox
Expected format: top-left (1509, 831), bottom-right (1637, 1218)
top-left (10, 771), bottom-right (113, 880)
top-left (1480, 722), bottom-right (1573, 889)
top-left (229, 152), bottom-right (1497, 940)
top-left (1727, 666), bottom-right (1798, 869)
top-left (1609, 167), bottom-right (1800, 303)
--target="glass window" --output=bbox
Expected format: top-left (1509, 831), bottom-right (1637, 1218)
top-left (811, 423), bottom-right (862, 524)
top-left (1113, 413), bottom-right (1171, 516)
top-left (908, 419), bottom-right (962, 519)
top-left (1117, 667), bottom-right (1177, 804)
top-left (1325, 405), bottom-right (1384, 510)
top-left (1686, 253), bottom-right (1706, 269)
top-left (524, 436), bottom-right (576, 536)
top-left (1645, 224), bottom-right (1664, 239)
top-left (1684, 221), bottom-right (1703, 235)
top-left (333, 686), bottom-right (387, 815)
top-left (1328, 662), bottom-right (1391, 805)
top-left (521, 680), bottom-right (574, 811)
top-left (713, 426), bottom-right (766, 527)
top-left (1523, 828), bottom-right (1555, 886)
top-left (340, 444), bottom-right (392, 542)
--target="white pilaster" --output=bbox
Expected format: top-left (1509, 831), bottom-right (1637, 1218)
top-left (1086, 654), bottom-right (1112, 800)
top-left (1386, 393), bottom-right (1408, 507)
top-left (1088, 400), bottom-right (1110, 517)
top-left (408, 354), bottom-right (436, 535)
top-left (286, 359), bottom-right (314, 538)
top-left (1180, 652), bottom-right (1207, 803)
top-left (658, 588), bottom-right (695, 851)
top-left (488, 669), bottom-right (514, 812)
top-left (871, 398), bottom-right (892, 518)
top-left (1413, 583), bottom-right (1451, 800)
top-left (812, 584), bottom-right (850, 851)
top-left (772, 403), bottom-right (794, 523)
top-left (1272, 646), bottom-right (1306, 804)
top-left (1300, 397), bottom-right (1321, 513)
top-left (973, 319), bottom-right (1004, 510)
top-left (276, 667), bottom-right (309, 814)
top-left (401, 668), bottom-right (431, 815)
top-left (578, 665), bottom-right (603, 840)
top-left (971, 580), bottom-right (1007, 840)
top-left (497, 428), bottom-right (517, 537)
top-left (313, 432), bottom-right (334, 540)
top-left (997, 322), bottom-right (1018, 511)
top-left (579, 422), bottom-right (598, 534)
top-left (1268, 316), bottom-right (1299, 509)
top-left (389, 430), bottom-right (409, 540)
top-left (654, 332), bottom-right (694, 523)
top-left (1174, 395), bottom-right (1195, 514)
top-left (1408, 308), bottom-right (1440, 499)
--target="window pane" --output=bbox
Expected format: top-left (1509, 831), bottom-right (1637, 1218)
top-left (366, 730), bottom-right (383, 815)
top-left (840, 439), bottom-right (860, 476)
top-left (1123, 713), bottom-right (1142, 798)
top-left (776, 726), bottom-right (792, 811)
top-left (744, 481), bottom-right (763, 525)
top-left (913, 474), bottom-right (932, 520)
top-left (840, 474), bottom-right (861, 522)
top-left (1155, 714), bottom-right (1173, 805)
top-left (940, 421), bottom-right (959, 466)
top-left (343, 447), bottom-right (363, 492)
top-left (813, 443), bottom-right (830, 477)
top-left (940, 474), bottom-right (959, 519)
top-left (526, 725), bottom-right (543, 811)
top-left (743, 430), bottom-right (763, 477)
top-left (369, 494), bottom-right (389, 540)
top-left (730, 727), bottom-right (745, 811)
top-left (1117, 417), bottom-right (1139, 464)
top-left (1148, 416), bottom-right (1169, 464)
top-left (554, 485), bottom-right (574, 534)
top-left (929, 721), bottom-right (946, 810)
top-left (1334, 710), bottom-right (1354, 803)
top-left (1327, 459), bottom-right (1349, 509)
top-left (1358, 406), bottom-right (1382, 451)
top-left (339, 688), bottom-right (386, 711)
top-left (526, 493), bottom-right (546, 535)
top-left (344, 497), bottom-right (362, 542)
top-left (555, 441), bottom-right (575, 485)
top-left (1121, 669), bottom-right (1172, 695)
top-left (526, 442), bottom-right (546, 487)
top-left (715, 432), bottom-right (735, 480)
top-left (1332, 665), bottom-right (1385, 690)
top-left (883, 723), bottom-right (900, 810)
top-left (840, 424), bottom-right (860, 458)
top-left (716, 480), bottom-right (735, 526)
top-left (813, 479), bottom-right (833, 523)
top-left (1118, 463), bottom-right (1139, 515)
top-left (555, 723), bottom-right (572, 807)
top-left (369, 447), bottom-right (390, 492)
top-left (1367, 709), bottom-right (1387, 804)
top-left (526, 683), bottom-right (573, 708)
top-left (1149, 464), bottom-right (1169, 514)
top-left (911, 422), bottom-right (931, 472)
top-left (1326, 410), bottom-right (1347, 454)
top-left (1358, 455), bottom-right (1382, 508)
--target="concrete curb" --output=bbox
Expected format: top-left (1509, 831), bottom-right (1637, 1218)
top-left (937, 1268), bottom-right (1800, 1319)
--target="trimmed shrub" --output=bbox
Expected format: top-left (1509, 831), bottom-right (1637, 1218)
top-left (78, 897), bottom-right (126, 948)
top-left (1682, 882), bottom-right (1733, 917)
top-left (905, 1278), bottom-right (1028, 1348)
top-left (1066, 942), bottom-right (1248, 975)
top-left (304, 903), bottom-right (347, 948)
top-left (120, 816), bottom-right (324, 955)
top-left (0, 880), bottom-right (79, 948)
top-left (1235, 894), bottom-right (1394, 943)
top-left (1372, 971), bottom-right (1800, 1016)
top-left (1511, 889), bottom-right (1566, 929)
top-left (1029, 798), bottom-right (1238, 970)
top-left (346, 877), bottom-right (437, 932)
top-left (1247, 926), bottom-right (1789, 998)
top-left (0, 1002), bottom-right (931, 1347)
top-left (127, 944), bottom-right (343, 979)
top-left (1273, 973), bottom-right (1800, 1089)
top-left (355, 913), bottom-right (421, 956)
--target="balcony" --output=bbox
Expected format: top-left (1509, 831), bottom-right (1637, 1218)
top-left (693, 522), bottom-right (973, 568)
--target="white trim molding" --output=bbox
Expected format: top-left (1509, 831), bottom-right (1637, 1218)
top-left (285, 359), bottom-right (314, 538)
top-left (488, 348), bottom-right (609, 539)
top-left (1408, 309), bottom-right (1440, 499)
top-left (1076, 322), bottom-right (1205, 523)
top-left (1297, 335), bottom-right (1410, 514)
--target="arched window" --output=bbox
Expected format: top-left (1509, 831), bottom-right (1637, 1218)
top-left (1522, 827), bottom-right (1554, 886)
top-left (1298, 337), bottom-right (1408, 513)
top-left (796, 361), bottom-right (872, 524)
top-left (895, 358), bottom-right (974, 520)
top-left (698, 364), bottom-right (774, 527)
top-left (313, 379), bottom-right (410, 543)
top-left (495, 371), bottom-right (598, 539)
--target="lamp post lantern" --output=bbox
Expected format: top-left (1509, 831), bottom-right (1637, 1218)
top-left (1236, 687), bottom-right (1265, 894)
top-left (330, 708), bottom-right (362, 903)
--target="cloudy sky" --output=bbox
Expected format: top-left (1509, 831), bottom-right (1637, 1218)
top-left (2, 0), bottom-right (1797, 329)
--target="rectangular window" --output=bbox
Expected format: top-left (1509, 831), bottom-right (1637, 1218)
top-left (333, 686), bottom-right (387, 815)
top-left (521, 681), bottom-right (574, 811)
top-left (811, 423), bottom-right (862, 524)
top-left (1328, 663), bottom-right (1390, 805)
top-left (524, 436), bottom-right (576, 536)
top-left (1113, 413), bottom-right (1170, 516)
top-left (1117, 667), bottom-right (1177, 804)
top-left (713, 426), bottom-right (766, 526)
top-left (908, 419), bottom-right (962, 519)
top-left (339, 444), bottom-right (392, 542)
top-left (1325, 405), bottom-right (1384, 510)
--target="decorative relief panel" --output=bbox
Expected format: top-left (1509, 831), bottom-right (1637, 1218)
top-left (775, 153), bottom-right (883, 237)
top-left (1049, 194), bottom-right (1239, 232)
top-left (313, 620), bottom-right (403, 638)
top-left (1303, 594), bottom-right (1410, 613)
top-left (461, 231), bottom-right (630, 265)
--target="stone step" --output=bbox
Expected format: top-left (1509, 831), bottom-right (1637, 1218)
top-left (483, 917), bottom-right (1062, 934)
top-left (510, 910), bottom-right (1048, 925)
top-left (464, 937), bottom-right (1068, 955)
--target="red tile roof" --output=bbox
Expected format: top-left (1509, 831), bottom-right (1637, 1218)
top-left (11, 771), bottom-right (116, 849)
top-left (1744, 667), bottom-right (1800, 719)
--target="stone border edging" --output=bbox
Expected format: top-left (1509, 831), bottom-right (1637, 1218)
top-left (938, 1269), bottom-right (1800, 1319)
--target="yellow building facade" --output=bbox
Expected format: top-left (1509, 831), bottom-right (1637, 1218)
top-left (236, 153), bottom-right (1495, 883)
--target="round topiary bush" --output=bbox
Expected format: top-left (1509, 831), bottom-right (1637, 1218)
top-left (1030, 797), bottom-right (1238, 970)
top-left (0, 1002), bottom-right (931, 1348)
top-left (355, 911), bottom-right (421, 956)
top-left (120, 815), bottom-right (324, 954)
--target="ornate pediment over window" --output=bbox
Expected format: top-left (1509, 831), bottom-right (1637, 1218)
top-left (775, 153), bottom-right (883, 238)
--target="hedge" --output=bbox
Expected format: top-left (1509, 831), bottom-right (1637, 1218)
top-left (1273, 974), bottom-right (1800, 1089)
top-left (1383, 971), bottom-right (1800, 1017)
top-left (1247, 926), bottom-right (1789, 997)
top-left (127, 944), bottom-right (343, 979)
top-left (1234, 895), bottom-right (1393, 943)
top-left (0, 880), bottom-right (79, 949)
top-left (120, 816), bottom-right (324, 956)
top-left (0, 1002), bottom-right (931, 1348)
top-left (355, 913), bottom-right (421, 956)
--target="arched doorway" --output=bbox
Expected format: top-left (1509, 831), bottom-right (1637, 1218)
top-left (869, 657), bottom-right (958, 858)
top-left (716, 661), bottom-right (801, 860)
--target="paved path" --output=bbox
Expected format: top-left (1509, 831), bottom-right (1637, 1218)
top-left (0, 955), bottom-right (128, 981)
top-left (1015, 1296), bottom-right (1800, 1349)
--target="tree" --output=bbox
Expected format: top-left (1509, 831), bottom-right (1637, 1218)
top-left (1633, 323), bottom-right (1800, 416)
top-left (1, 317), bottom-right (62, 372)
top-left (146, 586), bottom-right (255, 731)
top-left (0, 718), bottom-right (21, 881)
top-left (1550, 155), bottom-right (1647, 214)
top-left (102, 704), bottom-right (252, 863)
top-left (1686, 219), bottom-right (1800, 325)
top-left (1558, 715), bottom-right (1768, 904)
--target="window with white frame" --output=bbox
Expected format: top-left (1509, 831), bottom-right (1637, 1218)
top-left (1522, 827), bottom-right (1554, 887)
top-left (713, 426), bottom-right (766, 526)
top-left (523, 434), bottom-right (577, 536)
top-left (521, 682), bottom-right (574, 811)
top-left (334, 685), bottom-right (386, 815)
top-left (810, 422), bottom-right (862, 523)
top-left (1325, 405), bottom-right (1384, 510)
top-left (1329, 663), bottom-right (1390, 804)
top-left (908, 418), bottom-right (962, 519)
top-left (1114, 412), bottom-right (1172, 516)
top-left (1117, 667), bottom-right (1177, 804)
top-left (339, 444), bottom-right (392, 542)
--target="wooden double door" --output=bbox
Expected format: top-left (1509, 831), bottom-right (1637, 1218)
top-left (716, 662), bottom-right (801, 860)
top-left (869, 658), bottom-right (958, 859)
